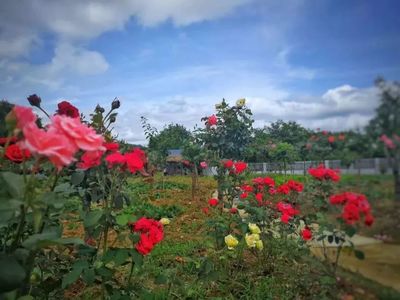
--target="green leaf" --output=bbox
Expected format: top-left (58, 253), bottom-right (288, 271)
top-left (0, 255), bottom-right (26, 293)
top-left (0, 172), bottom-right (24, 198)
top-left (114, 249), bottom-right (129, 266)
top-left (116, 214), bottom-right (129, 226)
top-left (18, 296), bottom-right (34, 300)
top-left (33, 209), bottom-right (42, 233)
top-left (82, 268), bottom-right (95, 285)
top-left (84, 210), bottom-right (103, 228)
top-left (41, 192), bottom-right (64, 209)
top-left (22, 231), bottom-right (59, 250)
top-left (72, 260), bottom-right (89, 271)
top-left (154, 274), bottom-right (168, 285)
top-left (54, 183), bottom-right (72, 194)
top-left (71, 171), bottom-right (85, 186)
top-left (62, 268), bottom-right (82, 288)
top-left (345, 226), bottom-right (356, 237)
top-left (96, 266), bottom-right (113, 279)
top-left (131, 249), bottom-right (143, 267)
top-left (354, 250), bottom-right (365, 260)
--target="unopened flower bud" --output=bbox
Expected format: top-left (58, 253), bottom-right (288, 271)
top-left (111, 99), bottom-right (120, 110)
top-left (109, 115), bottom-right (116, 123)
top-left (27, 94), bottom-right (41, 107)
top-left (95, 104), bottom-right (105, 113)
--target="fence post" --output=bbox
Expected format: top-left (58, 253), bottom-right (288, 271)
top-left (325, 160), bottom-right (330, 168)
top-left (263, 163), bottom-right (267, 174)
top-left (374, 158), bottom-right (380, 174)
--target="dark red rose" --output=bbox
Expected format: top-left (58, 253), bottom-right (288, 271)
top-left (57, 101), bottom-right (80, 118)
top-left (5, 144), bottom-right (31, 163)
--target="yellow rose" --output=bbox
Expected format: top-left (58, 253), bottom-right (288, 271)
top-left (255, 240), bottom-right (263, 251)
top-left (248, 223), bottom-right (261, 234)
top-left (236, 98), bottom-right (246, 107)
top-left (245, 233), bottom-right (260, 248)
top-left (224, 234), bottom-right (239, 250)
top-left (159, 218), bottom-right (170, 225)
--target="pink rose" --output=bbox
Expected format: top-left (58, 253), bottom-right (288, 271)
top-left (49, 115), bottom-right (105, 152)
top-left (200, 161), bottom-right (208, 169)
top-left (20, 123), bottom-right (77, 170)
top-left (13, 106), bottom-right (37, 130)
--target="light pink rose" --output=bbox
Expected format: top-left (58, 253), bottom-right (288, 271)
top-left (380, 134), bottom-right (396, 149)
top-left (13, 106), bottom-right (37, 130)
top-left (20, 123), bottom-right (77, 170)
top-left (49, 115), bottom-right (105, 152)
top-left (200, 161), bottom-right (208, 169)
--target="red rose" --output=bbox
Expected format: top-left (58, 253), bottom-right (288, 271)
top-left (255, 193), bottom-right (263, 202)
top-left (234, 161), bottom-right (247, 174)
top-left (5, 144), bottom-right (31, 163)
top-left (240, 192), bottom-right (248, 199)
top-left (104, 142), bottom-right (119, 152)
top-left (105, 152), bottom-right (126, 168)
top-left (207, 114), bottom-right (217, 126)
top-left (124, 148), bottom-right (146, 173)
top-left (328, 135), bottom-right (335, 143)
top-left (241, 184), bottom-right (253, 192)
top-left (208, 198), bottom-right (218, 207)
top-left (301, 228), bottom-right (312, 241)
top-left (131, 218), bottom-right (164, 256)
top-left (202, 207), bottom-right (209, 214)
top-left (57, 101), bottom-right (80, 118)
top-left (287, 180), bottom-right (303, 192)
top-left (77, 150), bottom-right (103, 170)
top-left (135, 233), bottom-right (155, 255)
top-left (364, 214), bottom-right (374, 226)
top-left (277, 184), bottom-right (290, 195)
top-left (0, 137), bottom-right (17, 146)
top-left (230, 207), bottom-right (238, 214)
top-left (263, 177), bottom-right (275, 187)
top-left (280, 214), bottom-right (291, 224)
top-left (252, 177), bottom-right (264, 186)
top-left (223, 159), bottom-right (234, 169)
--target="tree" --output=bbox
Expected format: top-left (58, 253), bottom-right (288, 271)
top-left (148, 123), bottom-right (191, 155)
top-left (141, 120), bottom-right (192, 168)
top-left (270, 142), bottom-right (299, 174)
top-left (0, 100), bottom-right (14, 136)
top-left (266, 120), bottom-right (309, 146)
top-left (367, 78), bottom-right (400, 201)
top-left (198, 98), bottom-right (254, 160)
top-left (244, 128), bottom-right (271, 162)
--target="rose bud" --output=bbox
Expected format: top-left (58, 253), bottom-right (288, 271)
top-left (95, 104), bottom-right (105, 113)
top-left (111, 99), bottom-right (120, 110)
top-left (27, 94), bottom-right (41, 107)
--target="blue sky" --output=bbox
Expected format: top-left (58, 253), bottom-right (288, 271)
top-left (0, 0), bottom-right (399, 143)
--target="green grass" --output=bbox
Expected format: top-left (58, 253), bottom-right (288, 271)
top-left (68, 174), bottom-right (400, 299)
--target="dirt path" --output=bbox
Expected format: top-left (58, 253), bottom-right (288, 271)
top-left (311, 235), bottom-right (400, 291)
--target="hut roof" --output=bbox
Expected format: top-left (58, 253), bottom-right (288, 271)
top-left (166, 149), bottom-right (183, 163)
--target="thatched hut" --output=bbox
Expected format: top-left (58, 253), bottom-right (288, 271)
top-left (164, 149), bottom-right (190, 175)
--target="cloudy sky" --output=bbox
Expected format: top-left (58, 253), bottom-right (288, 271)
top-left (1, 0), bottom-right (399, 144)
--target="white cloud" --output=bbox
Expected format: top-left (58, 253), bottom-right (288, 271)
top-left (276, 49), bottom-right (316, 80)
top-left (0, 0), bottom-right (251, 58)
top-left (47, 43), bottom-right (109, 76)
